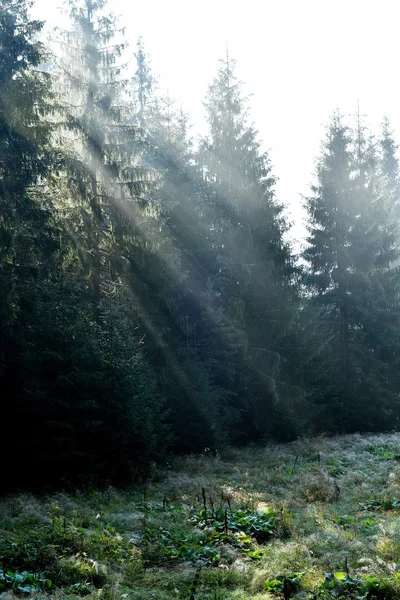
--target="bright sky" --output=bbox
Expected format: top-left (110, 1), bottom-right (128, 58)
top-left (33, 0), bottom-right (400, 249)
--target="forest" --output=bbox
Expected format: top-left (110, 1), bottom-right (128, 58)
top-left (2, 0), bottom-right (400, 493)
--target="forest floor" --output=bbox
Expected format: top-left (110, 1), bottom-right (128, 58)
top-left (2, 434), bottom-right (400, 599)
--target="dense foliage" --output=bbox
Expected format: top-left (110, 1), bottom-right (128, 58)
top-left (1, 0), bottom-right (400, 490)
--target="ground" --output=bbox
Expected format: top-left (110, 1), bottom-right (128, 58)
top-left (2, 433), bottom-right (400, 599)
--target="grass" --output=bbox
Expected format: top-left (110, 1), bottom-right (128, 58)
top-left (2, 433), bottom-right (400, 598)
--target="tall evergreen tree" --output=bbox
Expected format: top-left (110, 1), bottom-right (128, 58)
top-left (304, 111), bottom-right (400, 431)
top-left (379, 116), bottom-right (400, 266)
top-left (198, 54), bottom-right (301, 441)
top-left (53, 0), bottom-right (163, 313)
top-left (0, 0), bottom-right (62, 488)
top-left (127, 41), bottom-right (225, 452)
top-left (0, 0), bottom-right (53, 339)
top-left (380, 116), bottom-right (400, 201)
top-left (10, 0), bottom-right (170, 486)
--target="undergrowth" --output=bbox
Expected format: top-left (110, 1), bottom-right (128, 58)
top-left (2, 433), bottom-right (400, 599)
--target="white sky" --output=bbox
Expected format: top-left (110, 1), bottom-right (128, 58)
top-left (33, 0), bottom-right (400, 249)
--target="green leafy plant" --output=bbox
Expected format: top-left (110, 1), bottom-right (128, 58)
top-left (0, 504), bottom-right (133, 589)
top-left (359, 497), bottom-right (400, 511)
top-left (69, 582), bottom-right (96, 596)
top-left (208, 529), bottom-right (264, 560)
top-left (142, 528), bottom-right (221, 566)
top-left (368, 445), bottom-right (400, 461)
top-left (264, 572), bottom-right (304, 596)
top-left (141, 506), bottom-right (270, 567)
top-left (193, 507), bottom-right (279, 542)
top-left (0, 568), bottom-right (52, 594)
top-left (312, 572), bottom-right (398, 599)
top-left (326, 458), bottom-right (347, 478)
top-left (331, 515), bottom-right (355, 528)
top-left (313, 572), bottom-right (368, 599)
top-left (361, 518), bottom-right (375, 527)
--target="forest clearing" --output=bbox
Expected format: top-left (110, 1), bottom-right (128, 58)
top-left (2, 434), bottom-right (400, 600)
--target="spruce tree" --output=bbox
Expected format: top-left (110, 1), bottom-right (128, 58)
top-left (0, 0), bottom-right (63, 488)
top-left (198, 54), bottom-right (301, 441)
top-left (379, 116), bottom-right (400, 265)
top-left (0, 0), bottom-right (54, 334)
top-left (52, 0), bottom-right (164, 313)
top-left (380, 116), bottom-right (400, 201)
top-left (127, 41), bottom-right (225, 452)
top-left (7, 0), bottom-right (170, 486)
top-left (304, 111), bottom-right (400, 431)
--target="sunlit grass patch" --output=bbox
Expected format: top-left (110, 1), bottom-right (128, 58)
top-left (3, 433), bottom-right (400, 599)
